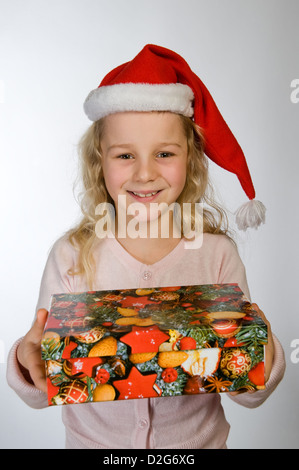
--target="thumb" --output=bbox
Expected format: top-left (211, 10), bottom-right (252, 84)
top-left (31, 309), bottom-right (48, 343)
top-left (36, 308), bottom-right (48, 327)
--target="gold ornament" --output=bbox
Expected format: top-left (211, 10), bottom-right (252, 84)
top-left (220, 348), bottom-right (251, 379)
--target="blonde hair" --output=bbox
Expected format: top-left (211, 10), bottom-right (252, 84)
top-left (67, 113), bottom-right (231, 288)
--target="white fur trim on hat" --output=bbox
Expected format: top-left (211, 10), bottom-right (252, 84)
top-left (83, 83), bottom-right (194, 121)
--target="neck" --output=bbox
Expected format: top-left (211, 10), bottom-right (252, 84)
top-left (115, 233), bottom-right (182, 265)
top-left (114, 211), bottom-right (182, 265)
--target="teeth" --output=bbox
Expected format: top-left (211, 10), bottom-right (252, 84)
top-left (132, 191), bottom-right (158, 198)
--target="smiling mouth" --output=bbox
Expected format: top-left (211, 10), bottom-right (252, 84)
top-left (128, 190), bottom-right (161, 198)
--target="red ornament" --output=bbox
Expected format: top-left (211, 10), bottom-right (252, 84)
top-left (179, 337), bottom-right (197, 350)
top-left (52, 380), bottom-right (89, 405)
top-left (212, 319), bottom-right (240, 338)
top-left (248, 361), bottom-right (265, 386)
top-left (162, 368), bottom-right (178, 383)
top-left (113, 366), bottom-right (160, 400)
top-left (95, 368), bottom-right (110, 384)
top-left (223, 337), bottom-right (245, 347)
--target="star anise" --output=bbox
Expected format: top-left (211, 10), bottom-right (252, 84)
top-left (204, 376), bottom-right (233, 393)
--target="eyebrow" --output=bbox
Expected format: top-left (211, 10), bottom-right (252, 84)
top-left (107, 142), bottom-right (183, 152)
top-left (158, 142), bottom-right (183, 148)
top-left (107, 143), bottom-right (133, 152)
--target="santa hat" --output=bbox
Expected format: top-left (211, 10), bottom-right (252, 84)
top-left (84, 44), bottom-right (265, 230)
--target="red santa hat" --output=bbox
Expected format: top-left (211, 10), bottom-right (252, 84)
top-left (84, 44), bottom-right (265, 230)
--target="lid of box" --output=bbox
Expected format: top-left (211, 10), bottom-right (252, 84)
top-left (41, 284), bottom-right (267, 361)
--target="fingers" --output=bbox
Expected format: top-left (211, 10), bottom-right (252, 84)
top-left (251, 303), bottom-right (274, 383)
top-left (251, 303), bottom-right (265, 320)
top-left (30, 362), bottom-right (48, 394)
top-left (251, 303), bottom-right (272, 336)
top-left (229, 303), bottom-right (274, 392)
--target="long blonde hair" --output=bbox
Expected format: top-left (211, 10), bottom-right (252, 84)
top-left (67, 113), bottom-right (231, 288)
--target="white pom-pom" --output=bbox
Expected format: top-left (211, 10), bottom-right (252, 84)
top-left (235, 200), bottom-right (266, 231)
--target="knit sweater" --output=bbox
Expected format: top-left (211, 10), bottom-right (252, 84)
top-left (6, 233), bottom-right (285, 449)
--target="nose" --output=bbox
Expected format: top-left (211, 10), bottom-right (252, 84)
top-left (132, 156), bottom-right (157, 183)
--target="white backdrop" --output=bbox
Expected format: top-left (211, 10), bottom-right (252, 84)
top-left (1, 0), bottom-right (298, 449)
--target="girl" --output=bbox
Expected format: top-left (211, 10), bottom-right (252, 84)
top-left (7, 45), bottom-right (285, 449)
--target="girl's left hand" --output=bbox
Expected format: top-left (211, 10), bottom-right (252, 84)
top-left (230, 303), bottom-right (274, 395)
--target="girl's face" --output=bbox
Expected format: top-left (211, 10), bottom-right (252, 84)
top-left (100, 112), bottom-right (188, 222)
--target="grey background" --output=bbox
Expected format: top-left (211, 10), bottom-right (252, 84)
top-left (0, 0), bottom-right (298, 448)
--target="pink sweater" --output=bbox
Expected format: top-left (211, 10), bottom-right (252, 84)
top-left (7, 233), bottom-right (285, 449)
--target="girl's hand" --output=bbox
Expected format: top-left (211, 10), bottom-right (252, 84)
top-left (230, 303), bottom-right (274, 396)
top-left (17, 309), bottom-right (48, 393)
top-left (251, 303), bottom-right (274, 383)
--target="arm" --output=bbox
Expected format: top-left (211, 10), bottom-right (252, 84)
top-left (217, 236), bottom-right (286, 407)
top-left (6, 237), bottom-right (77, 408)
top-left (6, 333), bottom-right (49, 409)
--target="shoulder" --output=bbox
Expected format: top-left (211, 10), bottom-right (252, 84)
top-left (183, 232), bottom-right (239, 262)
top-left (201, 232), bottom-right (238, 255)
top-left (46, 233), bottom-right (79, 268)
top-left (183, 232), bottom-right (242, 271)
top-left (201, 233), bottom-right (244, 275)
top-left (184, 232), bottom-right (249, 297)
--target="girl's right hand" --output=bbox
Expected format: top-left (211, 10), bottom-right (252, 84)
top-left (17, 308), bottom-right (48, 393)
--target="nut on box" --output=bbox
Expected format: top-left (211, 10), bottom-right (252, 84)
top-left (41, 284), bottom-right (267, 406)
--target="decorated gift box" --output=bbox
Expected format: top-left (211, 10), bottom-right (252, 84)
top-left (41, 284), bottom-right (267, 406)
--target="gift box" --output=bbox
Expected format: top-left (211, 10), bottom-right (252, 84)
top-left (41, 284), bottom-right (267, 406)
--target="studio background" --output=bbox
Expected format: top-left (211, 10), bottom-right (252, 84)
top-left (0, 0), bottom-right (298, 449)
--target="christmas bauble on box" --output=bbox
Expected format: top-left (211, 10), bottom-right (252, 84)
top-left (220, 348), bottom-right (251, 379)
top-left (52, 380), bottom-right (90, 405)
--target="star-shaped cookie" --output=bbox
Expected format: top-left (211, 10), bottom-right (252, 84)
top-left (120, 325), bottom-right (169, 354)
top-left (113, 366), bottom-right (160, 400)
